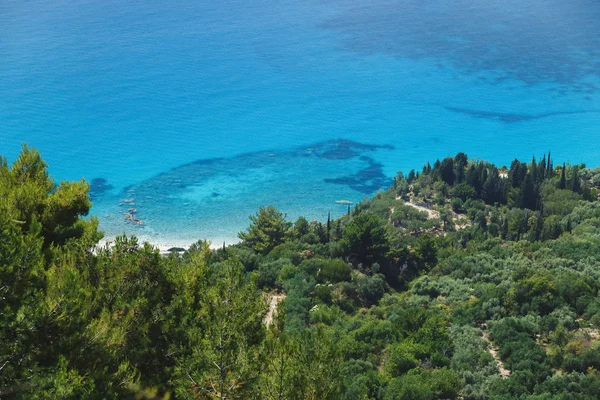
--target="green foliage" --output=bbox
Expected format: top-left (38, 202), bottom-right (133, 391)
top-left (294, 216), bottom-right (310, 238)
top-left (449, 325), bottom-right (499, 399)
top-left (257, 258), bottom-right (291, 289)
top-left (340, 212), bottom-right (389, 265)
top-left (386, 340), bottom-right (429, 376)
top-left (176, 260), bottom-right (266, 399)
top-left (450, 197), bottom-right (464, 212)
top-left (4, 146), bottom-right (600, 398)
top-left (356, 273), bottom-right (386, 306)
top-left (317, 258), bottom-right (352, 283)
top-left (0, 145), bottom-right (97, 248)
top-left (238, 205), bottom-right (291, 254)
top-left (439, 157), bottom-right (456, 185)
top-left (384, 368), bottom-right (462, 400)
top-left (541, 183), bottom-right (582, 217)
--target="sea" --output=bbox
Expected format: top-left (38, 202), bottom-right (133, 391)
top-left (2, 0), bottom-right (600, 247)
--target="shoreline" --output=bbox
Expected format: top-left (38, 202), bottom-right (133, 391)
top-left (97, 235), bottom-right (240, 254)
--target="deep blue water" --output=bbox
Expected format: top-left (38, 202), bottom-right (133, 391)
top-left (2, 0), bottom-right (600, 246)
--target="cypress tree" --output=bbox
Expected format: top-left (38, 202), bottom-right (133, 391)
top-left (501, 216), bottom-right (509, 239)
top-left (454, 152), bottom-right (468, 166)
top-left (559, 163), bottom-right (566, 189)
top-left (538, 154), bottom-right (546, 181)
top-left (482, 168), bottom-right (501, 204)
top-left (439, 157), bottom-right (456, 185)
top-left (393, 173), bottom-right (400, 189)
top-left (521, 172), bottom-right (537, 210)
top-left (477, 164), bottom-right (487, 195)
top-left (455, 165), bottom-right (465, 185)
top-left (326, 212), bottom-right (331, 243)
top-left (531, 156), bottom-right (538, 184)
top-left (422, 162), bottom-right (431, 175)
top-left (429, 159), bottom-right (440, 180)
top-left (508, 159), bottom-right (525, 188)
top-left (465, 164), bottom-right (477, 189)
top-left (316, 222), bottom-right (327, 244)
top-left (571, 165), bottom-right (581, 193)
top-left (454, 152), bottom-right (468, 184)
top-left (508, 159), bottom-right (518, 187)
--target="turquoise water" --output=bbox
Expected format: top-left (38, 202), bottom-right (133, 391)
top-left (2, 0), bottom-right (600, 246)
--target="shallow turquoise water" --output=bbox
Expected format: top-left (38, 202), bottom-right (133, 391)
top-left (2, 0), bottom-right (600, 245)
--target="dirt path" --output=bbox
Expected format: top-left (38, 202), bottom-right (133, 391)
top-left (400, 198), bottom-right (440, 219)
top-left (264, 293), bottom-right (286, 326)
top-left (481, 330), bottom-right (511, 378)
top-left (396, 196), bottom-right (472, 232)
top-left (581, 327), bottom-right (600, 340)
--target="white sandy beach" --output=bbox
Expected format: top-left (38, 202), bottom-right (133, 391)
top-left (97, 235), bottom-right (240, 254)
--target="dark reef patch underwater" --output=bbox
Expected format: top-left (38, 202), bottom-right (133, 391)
top-left (89, 178), bottom-right (114, 200)
top-left (443, 107), bottom-right (600, 124)
top-left (322, 0), bottom-right (600, 89)
top-left (324, 156), bottom-right (389, 194)
top-left (97, 139), bottom-right (394, 243)
top-left (121, 139), bottom-right (393, 205)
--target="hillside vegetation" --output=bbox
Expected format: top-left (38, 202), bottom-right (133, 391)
top-left (3, 146), bottom-right (600, 399)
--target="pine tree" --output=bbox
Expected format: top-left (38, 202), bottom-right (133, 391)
top-left (292, 328), bottom-right (342, 399)
top-left (238, 206), bottom-right (291, 254)
top-left (181, 260), bottom-right (266, 399)
top-left (294, 216), bottom-right (309, 238)
top-left (258, 312), bottom-right (297, 400)
top-left (340, 212), bottom-right (389, 265)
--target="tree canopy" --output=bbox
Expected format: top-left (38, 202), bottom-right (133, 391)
top-left (4, 146), bottom-right (600, 399)
top-left (238, 205), bottom-right (291, 254)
